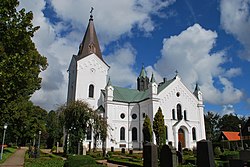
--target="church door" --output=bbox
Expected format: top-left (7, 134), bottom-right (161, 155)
top-left (178, 128), bottom-right (185, 148)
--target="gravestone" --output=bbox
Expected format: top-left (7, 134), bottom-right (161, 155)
top-left (143, 142), bottom-right (158, 167)
top-left (197, 140), bottom-right (215, 167)
top-left (56, 142), bottom-right (59, 153)
top-left (82, 146), bottom-right (86, 155)
top-left (121, 148), bottom-right (125, 154)
top-left (129, 149), bottom-right (133, 154)
top-left (229, 159), bottom-right (244, 167)
top-left (239, 150), bottom-right (250, 162)
top-left (111, 147), bottom-right (114, 152)
top-left (176, 151), bottom-right (183, 164)
top-left (160, 144), bottom-right (177, 167)
top-left (178, 141), bottom-right (182, 153)
top-left (168, 141), bottom-right (173, 146)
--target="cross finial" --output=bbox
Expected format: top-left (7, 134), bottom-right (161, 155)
top-left (175, 70), bottom-right (178, 75)
top-left (89, 7), bottom-right (94, 20)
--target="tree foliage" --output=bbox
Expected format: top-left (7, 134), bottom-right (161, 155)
top-left (218, 113), bottom-right (242, 132)
top-left (153, 107), bottom-right (166, 148)
top-left (143, 115), bottom-right (152, 143)
top-left (0, 0), bottom-right (47, 123)
top-left (204, 111), bottom-right (220, 141)
top-left (46, 110), bottom-right (63, 148)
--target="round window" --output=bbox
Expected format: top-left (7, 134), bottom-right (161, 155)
top-left (176, 92), bottom-right (180, 97)
top-left (132, 114), bottom-right (137, 119)
top-left (120, 113), bottom-right (125, 119)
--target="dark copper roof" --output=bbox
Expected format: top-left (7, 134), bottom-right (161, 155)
top-left (77, 15), bottom-right (103, 62)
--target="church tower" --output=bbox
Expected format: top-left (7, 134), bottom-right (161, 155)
top-left (67, 10), bottom-right (109, 109)
top-left (137, 65), bottom-right (149, 91)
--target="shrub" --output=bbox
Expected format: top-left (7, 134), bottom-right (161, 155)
top-left (214, 147), bottom-right (222, 158)
top-left (64, 155), bottom-right (103, 167)
top-left (219, 150), bottom-right (239, 161)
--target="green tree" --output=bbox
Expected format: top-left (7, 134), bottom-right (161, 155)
top-left (143, 115), bottom-right (153, 143)
top-left (218, 113), bottom-right (241, 132)
top-left (204, 111), bottom-right (220, 141)
top-left (58, 100), bottom-right (92, 154)
top-left (46, 110), bottom-right (63, 148)
top-left (153, 107), bottom-right (166, 149)
top-left (0, 0), bottom-right (47, 123)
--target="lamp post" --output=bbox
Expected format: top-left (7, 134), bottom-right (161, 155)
top-left (38, 131), bottom-right (41, 149)
top-left (33, 134), bottom-right (36, 147)
top-left (0, 123), bottom-right (8, 160)
top-left (239, 124), bottom-right (244, 150)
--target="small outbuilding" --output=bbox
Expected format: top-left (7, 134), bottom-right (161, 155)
top-left (219, 131), bottom-right (240, 150)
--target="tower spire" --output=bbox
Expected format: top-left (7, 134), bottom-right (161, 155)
top-left (77, 7), bottom-right (103, 62)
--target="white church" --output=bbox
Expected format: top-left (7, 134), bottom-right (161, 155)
top-left (67, 13), bottom-right (206, 150)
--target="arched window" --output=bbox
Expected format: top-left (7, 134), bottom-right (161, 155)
top-left (86, 125), bottom-right (92, 140)
top-left (172, 109), bottom-right (175, 120)
top-left (120, 127), bottom-right (125, 141)
top-left (192, 127), bottom-right (196, 141)
top-left (132, 127), bottom-right (137, 141)
top-left (177, 104), bottom-right (182, 120)
top-left (165, 126), bottom-right (168, 140)
top-left (184, 110), bottom-right (187, 120)
top-left (88, 84), bottom-right (94, 98)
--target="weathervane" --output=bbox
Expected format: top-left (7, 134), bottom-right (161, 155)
top-left (90, 7), bottom-right (94, 20)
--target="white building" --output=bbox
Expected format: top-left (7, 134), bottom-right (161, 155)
top-left (67, 14), bottom-right (206, 150)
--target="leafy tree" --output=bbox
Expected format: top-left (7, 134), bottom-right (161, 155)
top-left (153, 107), bottom-right (166, 149)
top-left (4, 98), bottom-right (47, 146)
top-left (204, 111), bottom-right (220, 141)
top-left (58, 100), bottom-right (92, 154)
top-left (46, 110), bottom-right (63, 148)
top-left (0, 0), bottom-right (47, 123)
top-left (143, 115), bottom-right (153, 143)
top-left (218, 113), bottom-right (241, 132)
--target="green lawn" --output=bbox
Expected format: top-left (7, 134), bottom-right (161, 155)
top-left (0, 147), bottom-right (17, 164)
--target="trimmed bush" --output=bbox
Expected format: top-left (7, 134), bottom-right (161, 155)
top-left (64, 155), bottom-right (103, 167)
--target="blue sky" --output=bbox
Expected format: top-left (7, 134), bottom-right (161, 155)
top-left (18, 0), bottom-right (250, 116)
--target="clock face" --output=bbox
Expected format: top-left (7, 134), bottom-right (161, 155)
top-left (90, 68), bottom-right (96, 73)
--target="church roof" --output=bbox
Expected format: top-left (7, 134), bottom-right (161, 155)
top-left (111, 78), bottom-right (175, 103)
top-left (76, 12), bottom-right (104, 63)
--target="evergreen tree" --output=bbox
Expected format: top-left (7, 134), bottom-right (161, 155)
top-left (143, 115), bottom-right (153, 143)
top-left (153, 107), bottom-right (166, 148)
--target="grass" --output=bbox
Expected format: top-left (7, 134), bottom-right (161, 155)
top-left (24, 150), bottom-right (64, 167)
top-left (0, 147), bottom-right (17, 164)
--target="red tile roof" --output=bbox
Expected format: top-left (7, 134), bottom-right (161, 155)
top-left (222, 131), bottom-right (240, 141)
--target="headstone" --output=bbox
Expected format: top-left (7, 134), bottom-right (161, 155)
top-left (239, 150), bottom-right (250, 162)
top-left (56, 142), bottom-right (59, 153)
top-left (160, 144), bottom-right (177, 167)
top-left (111, 147), bottom-right (114, 152)
top-left (176, 151), bottom-right (183, 164)
top-left (178, 141), bottom-right (182, 153)
top-left (197, 140), bottom-right (215, 167)
top-left (143, 142), bottom-right (158, 167)
top-left (168, 141), bottom-right (173, 146)
top-left (121, 148), bottom-right (125, 154)
top-left (88, 141), bottom-right (91, 152)
top-left (229, 159), bottom-right (244, 167)
top-left (82, 146), bottom-right (86, 155)
top-left (129, 149), bottom-right (133, 154)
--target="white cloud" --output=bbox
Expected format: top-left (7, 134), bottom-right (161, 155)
top-left (150, 24), bottom-right (243, 105)
top-left (222, 104), bottom-right (235, 115)
top-left (105, 44), bottom-right (137, 88)
top-left (220, 0), bottom-right (250, 60)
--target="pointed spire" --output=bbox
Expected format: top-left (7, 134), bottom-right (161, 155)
top-left (106, 77), bottom-right (112, 86)
top-left (150, 73), bottom-right (156, 83)
top-left (139, 64), bottom-right (147, 78)
top-left (194, 83), bottom-right (200, 91)
top-left (77, 7), bottom-right (103, 61)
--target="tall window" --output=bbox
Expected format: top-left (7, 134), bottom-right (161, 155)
top-left (120, 127), bottom-right (125, 141)
top-left (172, 109), bottom-right (175, 120)
top-left (132, 127), bottom-right (137, 141)
top-left (177, 104), bottom-right (182, 120)
top-left (165, 126), bottom-right (168, 140)
top-left (192, 127), bottom-right (196, 141)
top-left (88, 84), bottom-right (94, 98)
top-left (86, 125), bottom-right (92, 140)
top-left (184, 110), bottom-right (187, 120)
